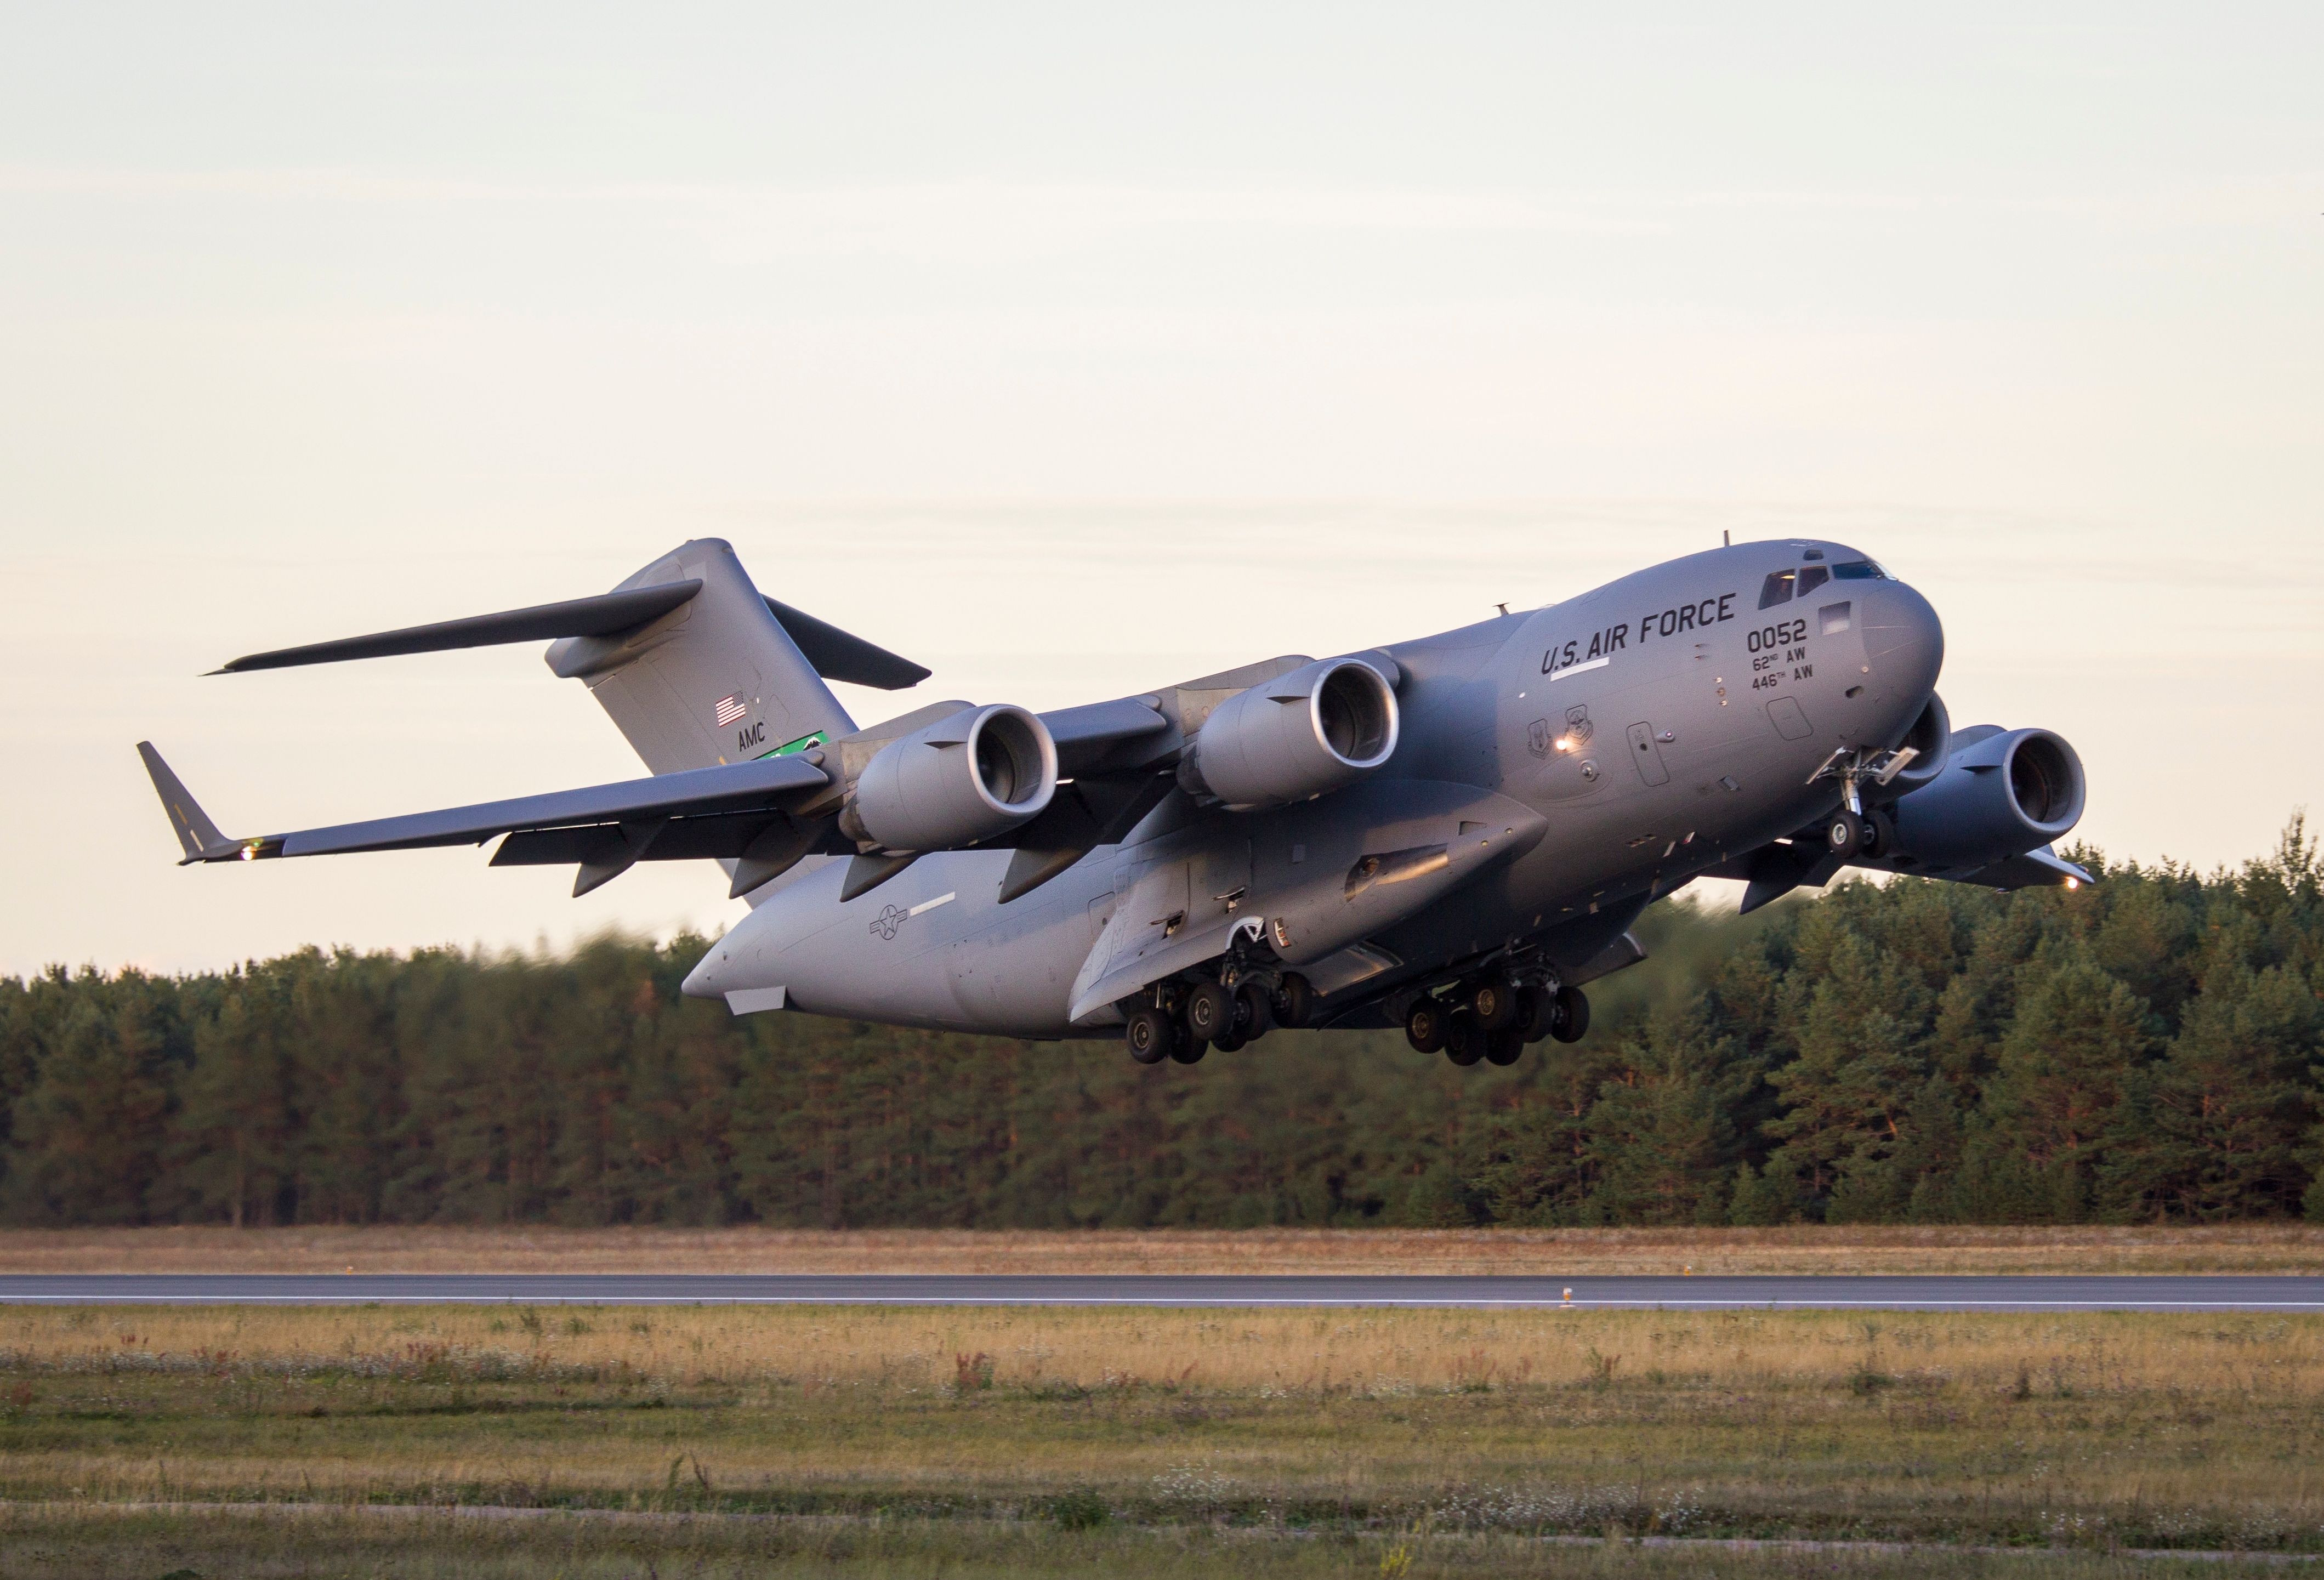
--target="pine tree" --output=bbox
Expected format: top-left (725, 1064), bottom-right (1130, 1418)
top-left (2100, 964), bottom-right (2316, 1219)
top-left (1582, 1003), bottom-right (1742, 1225)
top-left (1976, 949), bottom-right (2151, 1217)
top-left (1, 976), bottom-right (175, 1223)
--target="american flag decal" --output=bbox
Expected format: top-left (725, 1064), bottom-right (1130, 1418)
top-left (714, 695), bottom-right (748, 727)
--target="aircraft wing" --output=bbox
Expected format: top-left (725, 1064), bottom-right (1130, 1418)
top-left (138, 742), bottom-right (830, 868)
top-left (1708, 837), bottom-right (2094, 914)
top-left (1038, 696), bottom-right (1175, 777)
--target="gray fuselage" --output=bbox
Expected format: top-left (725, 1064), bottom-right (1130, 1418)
top-left (681, 539), bottom-right (1942, 1035)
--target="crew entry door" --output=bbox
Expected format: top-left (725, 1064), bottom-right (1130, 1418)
top-left (1626, 721), bottom-right (1670, 786)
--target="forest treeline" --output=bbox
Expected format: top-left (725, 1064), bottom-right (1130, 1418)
top-left (4, 819), bottom-right (2321, 1229)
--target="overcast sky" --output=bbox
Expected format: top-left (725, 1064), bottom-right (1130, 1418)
top-left (4, 4), bottom-right (2319, 976)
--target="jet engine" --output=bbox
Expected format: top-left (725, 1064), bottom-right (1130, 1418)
top-left (842, 703), bottom-right (1058, 852)
top-left (1882, 694), bottom-right (1951, 795)
top-left (1177, 657), bottom-right (1399, 809)
top-left (1883, 725), bottom-right (2086, 871)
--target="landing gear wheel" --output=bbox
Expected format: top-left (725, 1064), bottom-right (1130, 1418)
top-left (1235, 982), bottom-right (1275, 1042)
top-left (1826, 810), bottom-right (1867, 859)
top-left (1271, 972), bottom-right (1315, 1030)
top-left (1444, 1009), bottom-right (1482, 1067)
top-left (1124, 1007), bottom-right (1172, 1065)
top-left (1405, 997), bottom-right (1449, 1054)
top-left (1549, 985), bottom-right (1590, 1044)
top-left (1184, 981), bottom-right (1235, 1044)
top-left (1168, 1028), bottom-right (1208, 1065)
top-left (1484, 1027), bottom-right (1525, 1066)
top-left (1516, 985), bottom-right (1554, 1043)
top-left (1864, 809), bottom-right (1896, 859)
top-left (1470, 980), bottom-right (1519, 1031)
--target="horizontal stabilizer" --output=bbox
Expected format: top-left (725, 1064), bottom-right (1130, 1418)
top-left (209, 577), bottom-right (933, 696)
top-left (764, 598), bottom-right (931, 691)
top-left (214, 582), bottom-right (704, 673)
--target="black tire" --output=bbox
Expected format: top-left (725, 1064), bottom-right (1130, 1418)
top-left (1516, 984), bottom-right (1554, 1043)
top-left (1124, 1007), bottom-right (1172, 1065)
top-left (1484, 1027), bottom-right (1525, 1066)
top-left (1272, 972), bottom-right (1315, 1029)
top-left (1444, 1009), bottom-right (1482, 1066)
top-left (1827, 810), bottom-right (1866, 859)
top-left (1169, 1030), bottom-right (1208, 1065)
top-left (1184, 981), bottom-right (1235, 1043)
top-left (1235, 981), bottom-right (1275, 1042)
top-left (1470, 980), bottom-right (1518, 1031)
top-left (1550, 985), bottom-right (1590, 1044)
top-left (1405, 997), bottom-right (1448, 1054)
top-left (1865, 809), bottom-right (1896, 859)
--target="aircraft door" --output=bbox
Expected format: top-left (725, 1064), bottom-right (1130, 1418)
top-left (1625, 721), bottom-right (1670, 787)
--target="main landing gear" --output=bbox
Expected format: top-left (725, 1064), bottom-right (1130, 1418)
top-left (1125, 971), bottom-right (1314, 1066)
top-left (1406, 976), bottom-right (1588, 1068)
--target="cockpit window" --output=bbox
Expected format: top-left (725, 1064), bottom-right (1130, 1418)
top-left (1758, 570), bottom-right (1796, 609)
top-left (1832, 560), bottom-right (1888, 581)
top-left (1796, 565), bottom-right (1830, 595)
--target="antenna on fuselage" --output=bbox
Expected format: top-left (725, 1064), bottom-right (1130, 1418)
top-left (1723, 530), bottom-right (1731, 546)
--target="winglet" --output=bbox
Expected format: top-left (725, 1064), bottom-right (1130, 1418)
top-left (136, 742), bottom-right (239, 863)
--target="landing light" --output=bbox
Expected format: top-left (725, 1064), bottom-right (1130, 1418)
top-left (2065, 877), bottom-right (2081, 891)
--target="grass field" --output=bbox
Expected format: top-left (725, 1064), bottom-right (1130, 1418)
top-left (3, 1223), bottom-right (2321, 1276)
top-left (3, 1301), bottom-right (2321, 1574)
top-left (5, 1504), bottom-right (2312, 1579)
top-left (0, 1505), bottom-right (2313, 1580)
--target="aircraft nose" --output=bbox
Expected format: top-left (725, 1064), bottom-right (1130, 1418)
top-left (1852, 578), bottom-right (1944, 701)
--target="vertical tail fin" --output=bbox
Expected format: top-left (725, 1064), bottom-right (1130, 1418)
top-left (547, 540), bottom-right (861, 774)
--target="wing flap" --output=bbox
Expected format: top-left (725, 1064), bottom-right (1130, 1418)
top-left (276, 755), bottom-right (832, 859)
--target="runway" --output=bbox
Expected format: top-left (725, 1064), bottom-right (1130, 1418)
top-left (2, 1273), bottom-right (2321, 1310)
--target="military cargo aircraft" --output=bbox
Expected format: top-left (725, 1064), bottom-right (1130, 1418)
top-left (140, 536), bottom-right (2088, 1067)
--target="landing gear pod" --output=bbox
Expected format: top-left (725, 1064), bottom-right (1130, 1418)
top-left (845, 703), bottom-right (1058, 852)
top-left (1177, 657), bottom-right (1399, 809)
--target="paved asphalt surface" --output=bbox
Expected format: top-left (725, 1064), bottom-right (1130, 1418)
top-left (1, 1274), bottom-right (2320, 1310)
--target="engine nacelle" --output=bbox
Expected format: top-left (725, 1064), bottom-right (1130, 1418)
top-left (1883, 693), bottom-right (1951, 796)
top-left (1177, 657), bottom-right (1399, 809)
top-left (1885, 724), bottom-right (2086, 871)
top-left (844, 703), bottom-right (1057, 852)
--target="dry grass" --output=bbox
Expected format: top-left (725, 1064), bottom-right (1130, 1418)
top-left (5, 1299), bottom-right (2320, 1397)
top-left (4, 1303), bottom-right (2323, 1553)
top-left (3, 1223), bottom-right (2320, 1276)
